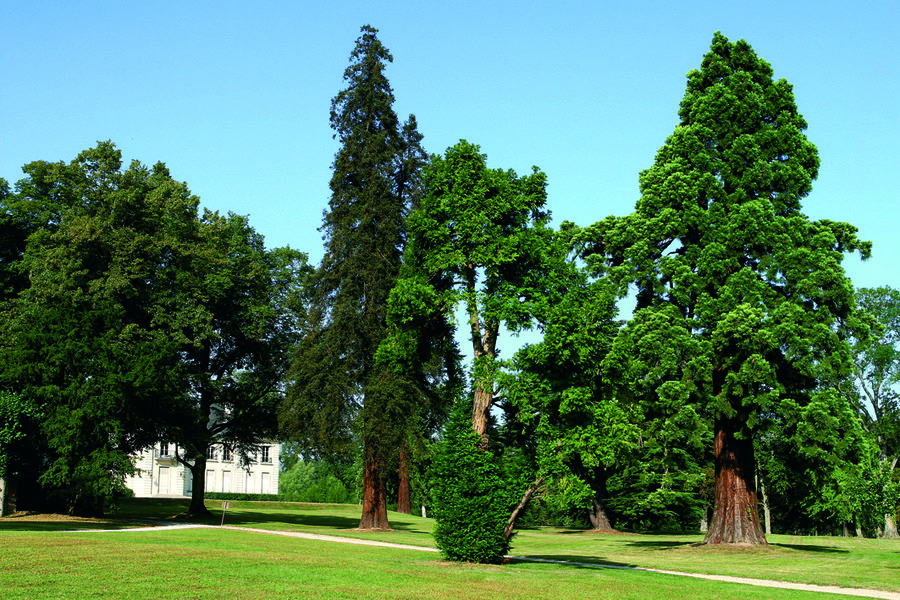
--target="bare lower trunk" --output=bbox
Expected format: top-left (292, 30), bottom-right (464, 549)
top-left (397, 448), bottom-right (412, 515)
top-left (359, 450), bottom-right (390, 530)
top-left (700, 509), bottom-right (708, 532)
top-left (589, 495), bottom-right (614, 531)
top-left (187, 457), bottom-right (213, 517)
top-left (504, 476), bottom-right (543, 540)
top-left (758, 473), bottom-right (772, 535)
top-left (472, 384), bottom-right (492, 447)
top-left (0, 477), bottom-right (7, 517)
top-left (704, 418), bottom-right (767, 545)
top-left (883, 514), bottom-right (899, 539)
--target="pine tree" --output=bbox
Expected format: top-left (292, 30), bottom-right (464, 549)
top-left (582, 33), bottom-right (870, 544)
top-left (282, 26), bottom-right (416, 530)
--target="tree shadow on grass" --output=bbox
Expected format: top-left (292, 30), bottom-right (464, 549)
top-left (770, 543), bottom-right (848, 553)
top-left (220, 510), bottom-right (360, 530)
top-left (625, 541), bottom-right (695, 548)
top-left (505, 555), bottom-right (640, 570)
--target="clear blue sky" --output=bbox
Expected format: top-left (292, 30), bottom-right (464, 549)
top-left (3, 0), bottom-right (897, 295)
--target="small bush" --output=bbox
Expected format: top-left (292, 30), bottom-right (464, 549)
top-left (430, 407), bottom-right (513, 563)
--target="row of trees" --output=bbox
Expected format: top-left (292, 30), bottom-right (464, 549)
top-left (280, 26), bottom-right (897, 558)
top-left (1, 25), bottom-right (896, 561)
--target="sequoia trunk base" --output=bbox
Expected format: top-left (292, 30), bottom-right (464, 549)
top-left (704, 419), bottom-right (766, 545)
top-left (359, 455), bottom-right (390, 530)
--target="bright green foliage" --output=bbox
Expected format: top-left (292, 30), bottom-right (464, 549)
top-left (281, 26), bottom-right (423, 529)
top-left (407, 140), bottom-right (552, 440)
top-left (851, 287), bottom-right (900, 465)
top-left (504, 230), bottom-right (637, 528)
top-left (0, 390), bottom-right (41, 479)
top-left (279, 459), bottom-right (355, 504)
top-left (580, 33), bottom-right (870, 543)
top-left (431, 405), bottom-right (514, 563)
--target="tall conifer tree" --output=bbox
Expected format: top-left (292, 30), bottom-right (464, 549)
top-left (582, 33), bottom-right (870, 544)
top-left (282, 26), bottom-right (416, 529)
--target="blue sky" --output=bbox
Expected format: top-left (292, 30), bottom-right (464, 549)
top-left (3, 0), bottom-right (898, 297)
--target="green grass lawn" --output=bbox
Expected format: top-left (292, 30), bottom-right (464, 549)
top-left (1, 498), bottom-right (898, 599)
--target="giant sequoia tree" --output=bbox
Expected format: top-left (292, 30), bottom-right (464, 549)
top-left (581, 33), bottom-right (870, 544)
top-left (281, 26), bottom-right (421, 530)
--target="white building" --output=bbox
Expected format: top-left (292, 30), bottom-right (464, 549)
top-left (125, 442), bottom-right (280, 498)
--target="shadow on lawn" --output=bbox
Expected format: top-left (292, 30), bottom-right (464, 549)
top-left (770, 543), bottom-right (848, 553)
top-left (506, 555), bottom-right (639, 570)
top-left (625, 540), bottom-right (694, 548)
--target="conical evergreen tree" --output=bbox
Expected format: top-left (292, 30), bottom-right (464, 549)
top-left (583, 33), bottom-right (870, 544)
top-left (282, 25), bottom-right (418, 530)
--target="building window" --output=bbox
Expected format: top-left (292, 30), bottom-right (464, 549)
top-left (160, 443), bottom-right (169, 457)
top-left (206, 446), bottom-right (217, 461)
top-left (261, 446), bottom-right (270, 464)
top-left (222, 446), bottom-right (232, 462)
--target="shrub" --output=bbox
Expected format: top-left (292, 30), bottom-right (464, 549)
top-left (430, 406), bottom-right (513, 563)
top-left (205, 492), bottom-right (282, 502)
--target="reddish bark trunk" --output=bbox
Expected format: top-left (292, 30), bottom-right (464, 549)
top-left (704, 419), bottom-right (766, 545)
top-left (589, 496), bottom-right (615, 531)
top-left (397, 448), bottom-right (412, 515)
top-left (472, 384), bottom-right (492, 447)
top-left (359, 452), bottom-right (391, 530)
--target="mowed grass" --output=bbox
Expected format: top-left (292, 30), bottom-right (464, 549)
top-left (1, 499), bottom-right (898, 599)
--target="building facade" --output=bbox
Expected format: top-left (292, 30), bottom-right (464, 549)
top-left (125, 442), bottom-right (280, 497)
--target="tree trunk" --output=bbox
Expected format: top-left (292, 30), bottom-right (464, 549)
top-left (472, 384), bottom-right (492, 447)
top-left (504, 476), bottom-right (543, 540)
top-left (359, 450), bottom-right (390, 530)
top-left (589, 495), bottom-right (615, 531)
top-left (186, 457), bottom-right (213, 517)
top-left (700, 509), bottom-right (708, 532)
top-left (758, 472), bottom-right (772, 535)
top-left (397, 448), bottom-right (412, 515)
top-left (704, 418), bottom-right (767, 545)
top-left (0, 477), bottom-right (7, 517)
top-left (883, 514), bottom-right (899, 539)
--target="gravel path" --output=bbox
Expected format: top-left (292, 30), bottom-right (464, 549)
top-left (77, 523), bottom-right (900, 599)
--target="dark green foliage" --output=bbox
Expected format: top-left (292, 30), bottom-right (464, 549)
top-left (430, 405), bottom-right (514, 563)
top-left (281, 26), bottom-right (424, 529)
top-left (0, 143), bottom-right (202, 513)
top-left (0, 142), bottom-right (308, 516)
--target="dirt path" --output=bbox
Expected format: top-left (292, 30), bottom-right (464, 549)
top-left (76, 523), bottom-right (900, 599)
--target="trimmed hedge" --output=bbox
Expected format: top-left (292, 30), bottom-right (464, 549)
top-left (205, 492), bottom-right (283, 502)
